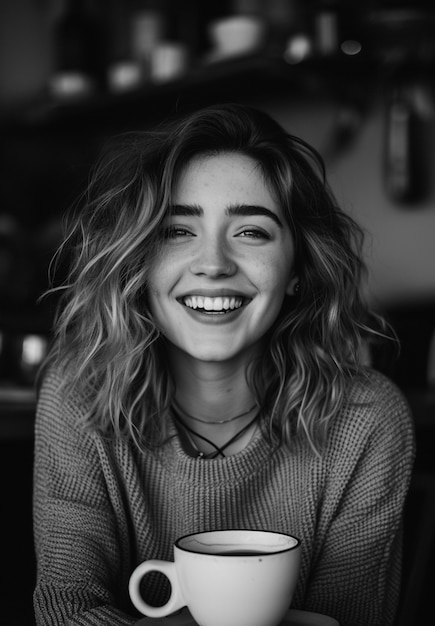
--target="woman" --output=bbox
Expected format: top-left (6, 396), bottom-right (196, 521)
top-left (33, 104), bottom-right (415, 625)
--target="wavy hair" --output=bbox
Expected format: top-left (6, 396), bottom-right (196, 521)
top-left (43, 103), bottom-right (386, 453)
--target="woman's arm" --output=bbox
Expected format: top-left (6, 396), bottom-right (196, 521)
top-left (33, 370), bottom-right (137, 625)
top-left (305, 375), bottom-right (415, 626)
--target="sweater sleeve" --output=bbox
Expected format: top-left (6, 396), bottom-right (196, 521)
top-left (304, 374), bottom-right (415, 626)
top-left (33, 370), bottom-right (137, 626)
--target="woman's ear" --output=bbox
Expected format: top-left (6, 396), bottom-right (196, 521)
top-left (286, 276), bottom-right (300, 296)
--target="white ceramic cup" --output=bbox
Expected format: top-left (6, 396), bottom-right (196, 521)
top-left (129, 529), bottom-right (301, 626)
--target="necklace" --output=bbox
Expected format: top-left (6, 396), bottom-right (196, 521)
top-left (173, 408), bottom-right (260, 459)
top-left (172, 401), bottom-right (257, 425)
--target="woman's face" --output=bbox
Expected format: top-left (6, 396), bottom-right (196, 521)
top-left (148, 152), bottom-right (297, 365)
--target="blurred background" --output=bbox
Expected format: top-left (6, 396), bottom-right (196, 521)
top-left (0, 1), bottom-right (434, 624)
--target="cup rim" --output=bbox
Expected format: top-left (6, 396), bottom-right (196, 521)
top-left (175, 529), bottom-right (301, 555)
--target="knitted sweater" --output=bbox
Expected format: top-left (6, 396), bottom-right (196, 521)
top-left (33, 368), bottom-right (415, 626)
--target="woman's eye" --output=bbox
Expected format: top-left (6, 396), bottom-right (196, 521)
top-left (237, 228), bottom-right (270, 240)
top-left (164, 227), bottom-right (194, 240)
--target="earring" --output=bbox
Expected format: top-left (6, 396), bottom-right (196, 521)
top-left (294, 282), bottom-right (300, 294)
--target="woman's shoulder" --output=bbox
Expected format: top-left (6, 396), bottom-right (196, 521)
top-left (39, 364), bottom-right (88, 401)
top-left (331, 368), bottom-right (415, 449)
top-left (345, 368), bottom-right (409, 410)
top-left (36, 365), bottom-right (93, 433)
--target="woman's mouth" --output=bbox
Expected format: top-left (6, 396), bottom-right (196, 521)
top-left (180, 295), bottom-right (246, 314)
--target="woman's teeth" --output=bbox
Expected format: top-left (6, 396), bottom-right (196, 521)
top-left (183, 296), bottom-right (243, 312)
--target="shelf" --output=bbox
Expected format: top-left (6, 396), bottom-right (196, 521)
top-left (0, 386), bottom-right (36, 441)
top-left (0, 385), bottom-right (36, 405)
top-left (1, 52), bottom-right (376, 134)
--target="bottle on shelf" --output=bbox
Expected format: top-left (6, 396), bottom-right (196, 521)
top-left (49, 0), bottom-right (107, 100)
top-left (130, 8), bottom-right (165, 83)
top-left (313, 0), bottom-right (341, 57)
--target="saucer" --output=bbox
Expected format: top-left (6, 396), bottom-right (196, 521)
top-left (283, 610), bottom-right (339, 625)
top-left (135, 608), bottom-right (339, 626)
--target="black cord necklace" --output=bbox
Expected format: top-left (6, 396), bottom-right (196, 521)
top-left (173, 407), bottom-right (260, 459)
top-left (173, 401), bottom-right (257, 425)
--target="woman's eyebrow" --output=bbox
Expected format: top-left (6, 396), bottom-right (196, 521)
top-left (170, 204), bottom-right (283, 228)
top-left (169, 204), bottom-right (202, 217)
top-left (227, 204), bottom-right (283, 228)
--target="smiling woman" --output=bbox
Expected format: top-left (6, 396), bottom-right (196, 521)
top-left (33, 104), bottom-right (415, 626)
top-left (147, 152), bottom-right (296, 368)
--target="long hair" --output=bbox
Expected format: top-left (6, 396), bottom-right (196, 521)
top-left (43, 103), bottom-right (385, 453)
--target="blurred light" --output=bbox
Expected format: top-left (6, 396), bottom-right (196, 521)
top-left (284, 35), bottom-right (312, 64)
top-left (151, 42), bottom-right (188, 83)
top-left (22, 335), bottom-right (47, 367)
top-left (108, 61), bottom-right (142, 92)
top-left (340, 40), bottom-right (362, 56)
top-left (49, 72), bottom-right (94, 99)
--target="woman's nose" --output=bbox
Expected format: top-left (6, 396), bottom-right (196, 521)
top-left (189, 237), bottom-right (237, 277)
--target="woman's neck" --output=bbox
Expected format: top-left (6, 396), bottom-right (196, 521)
top-left (168, 348), bottom-right (256, 422)
top-left (167, 347), bottom-right (261, 458)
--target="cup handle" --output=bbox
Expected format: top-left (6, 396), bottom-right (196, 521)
top-left (128, 559), bottom-right (185, 617)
